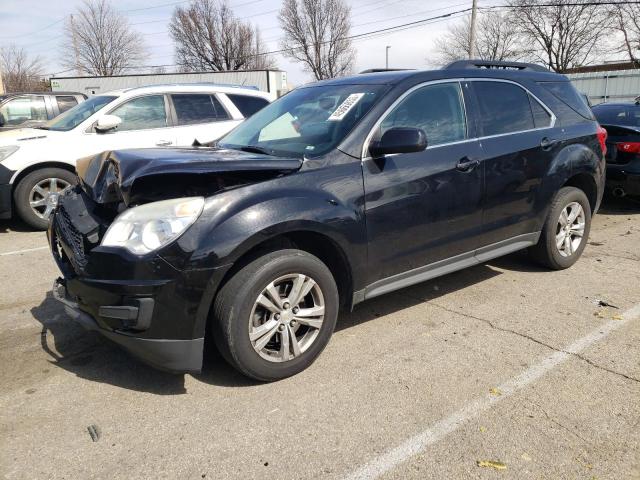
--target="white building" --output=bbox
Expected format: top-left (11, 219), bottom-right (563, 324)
top-left (51, 69), bottom-right (288, 100)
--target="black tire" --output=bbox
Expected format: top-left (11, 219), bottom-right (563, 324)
top-left (13, 167), bottom-right (76, 230)
top-left (212, 249), bottom-right (339, 381)
top-left (529, 186), bottom-right (592, 270)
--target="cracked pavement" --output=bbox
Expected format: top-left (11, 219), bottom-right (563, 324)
top-left (1, 196), bottom-right (639, 480)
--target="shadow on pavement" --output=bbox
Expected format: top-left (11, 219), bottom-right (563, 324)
top-left (598, 194), bottom-right (640, 216)
top-left (30, 263), bottom-right (503, 393)
top-left (0, 218), bottom-right (35, 234)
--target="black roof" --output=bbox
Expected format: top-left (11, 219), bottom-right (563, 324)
top-left (305, 61), bottom-right (564, 88)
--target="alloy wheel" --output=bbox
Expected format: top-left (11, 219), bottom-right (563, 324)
top-left (555, 201), bottom-right (585, 257)
top-left (28, 177), bottom-right (70, 220)
top-left (248, 273), bottom-right (325, 363)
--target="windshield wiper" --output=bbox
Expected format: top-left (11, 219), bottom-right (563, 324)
top-left (238, 145), bottom-right (273, 156)
top-left (35, 126), bottom-right (50, 130)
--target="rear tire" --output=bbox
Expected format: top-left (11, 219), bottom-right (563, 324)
top-left (14, 167), bottom-right (76, 230)
top-left (529, 186), bottom-right (591, 270)
top-left (212, 249), bottom-right (339, 381)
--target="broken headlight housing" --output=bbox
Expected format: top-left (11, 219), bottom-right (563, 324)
top-left (101, 197), bottom-right (204, 254)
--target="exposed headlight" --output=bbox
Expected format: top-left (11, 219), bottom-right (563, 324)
top-left (102, 197), bottom-right (204, 254)
top-left (0, 145), bottom-right (19, 162)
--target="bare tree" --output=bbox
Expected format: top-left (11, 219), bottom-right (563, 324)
top-left (434, 11), bottom-right (524, 65)
top-left (62, 0), bottom-right (146, 76)
top-left (508, 0), bottom-right (612, 72)
top-left (610, 3), bottom-right (640, 64)
top-left (0, 45), bottom-right (45, 92)
top-left (279, 0), bottom-right (355, 80)
top-left (170, 0), bottom-right (276, 71)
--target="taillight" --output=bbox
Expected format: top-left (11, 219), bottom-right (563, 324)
top-left (615, 141), bottom-right (640, 153)
top-left (596, 125), bottom-right (607, 156)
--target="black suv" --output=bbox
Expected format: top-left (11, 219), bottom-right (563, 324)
top-left (48, 61), bottom-right (606, 381)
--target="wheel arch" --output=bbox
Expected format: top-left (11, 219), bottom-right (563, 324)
top-left (11, 161), bottom-right (76, 193)
top-left (563, 172), bottom-right (598, 213)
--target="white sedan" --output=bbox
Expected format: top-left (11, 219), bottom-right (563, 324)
top-left (0, 84), bottom-right (271, 229)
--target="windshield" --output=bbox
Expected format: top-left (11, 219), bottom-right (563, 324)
top-left (218, 84), bottom-right (386, 158)
top-left (46, 95), bottom-right (117, 131)
top-left (592, 104), bottom-right (640, 127)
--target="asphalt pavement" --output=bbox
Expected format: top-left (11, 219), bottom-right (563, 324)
top-left (1, 197), bottom-right (639, 480)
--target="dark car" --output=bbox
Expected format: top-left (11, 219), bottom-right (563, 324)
top-left (48, 60), bottom-right (606, 381)
top-left (591, 101), bottom-right (640, 197)
top-left (0, 92), bottom-right (86, 131)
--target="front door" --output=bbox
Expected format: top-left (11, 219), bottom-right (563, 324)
top-left (362, 81), bottom-right (484, 287)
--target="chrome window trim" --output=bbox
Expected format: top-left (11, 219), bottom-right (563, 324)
top-left (361, 77), bottom-right (557, 161)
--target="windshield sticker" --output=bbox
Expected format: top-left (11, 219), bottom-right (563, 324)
top-left (327, 93), bottom-right (365, 121)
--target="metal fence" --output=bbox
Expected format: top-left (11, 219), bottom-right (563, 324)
top-left (567, 69), bottom-right (640, 105)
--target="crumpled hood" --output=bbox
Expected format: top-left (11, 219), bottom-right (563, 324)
top-left (76, 147), bottom-right (303, 205)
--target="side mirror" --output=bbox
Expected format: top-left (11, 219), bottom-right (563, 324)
top-left (369, 127), bottom-right (427, 157)
top-left (95, 114), bottom-right (122, 132)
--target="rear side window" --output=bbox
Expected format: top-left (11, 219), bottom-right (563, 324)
top-left (380, 82), bottom-right (467, 146)
top-left (227, 94), bottom-right (269, 118)
top-left (538, 81), bottom-right (594, 119)
top-left (172, 94), bottom-right (229, 125)
top-left (474, 82), bottom-right (535, 136)
top-left (56, 96), bottom-right (78, 114)
top-left (529, 94), bottom-right (553, 128)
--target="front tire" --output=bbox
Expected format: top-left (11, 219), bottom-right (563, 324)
top-left (13, 168), bottom-right (76, 230)
top-left (212, 249), bottom-right (339, 381)
top-left (529, 186), bottom-right (591, 270)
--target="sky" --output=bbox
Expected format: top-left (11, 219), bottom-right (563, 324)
top-left (0, 0), bottom-right (493, 87)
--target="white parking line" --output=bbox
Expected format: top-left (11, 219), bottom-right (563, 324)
top-left (344, 303), bottom-right (640, 480)
top-left (0, 246), bottom-right (48, 256)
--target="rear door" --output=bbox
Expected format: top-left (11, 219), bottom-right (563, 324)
top-left (362, 81), bottom-right (484, 286)
top-left (169, 93), bottom-right (240, 145)
top-left (470, 80), bottom-right (556, 247)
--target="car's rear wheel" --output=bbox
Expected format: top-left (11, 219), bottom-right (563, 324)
top-left (212, 249), bottom-right (339, 381)
top-left (14, 168), bottom-right (76, 230)
top-left (529, 186), bottom-right (591, 269)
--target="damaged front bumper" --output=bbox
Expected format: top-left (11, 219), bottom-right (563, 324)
top-left (46, 191), bottom-right (223, 374)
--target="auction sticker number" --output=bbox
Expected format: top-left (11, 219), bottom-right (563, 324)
top-left (328, 93), bottom-right (365, 121)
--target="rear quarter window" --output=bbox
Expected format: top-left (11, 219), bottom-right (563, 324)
top-left (537, 81), bottom-right (594, 120)
top-left (227, 94), bottom-right (269, 118)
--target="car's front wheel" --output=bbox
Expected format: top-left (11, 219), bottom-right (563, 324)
top-left (529, 186), bottom-right (592, 269)
top-left (212, 249), bottom-right (339, 381)
top-left (14, 167), bottom-right (76, 230)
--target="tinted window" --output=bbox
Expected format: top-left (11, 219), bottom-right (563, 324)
top-left (475, 82), bottom-right (535, 136)
top-left (172, 94), bottom-right (229, 125)
top-left (227, 94), bottom-right (269, 118)
top-left (0, 96), bottom-right (47, 125)
top-left (110, 95), bottom-right (167, 131)
top-left (380, 82), bottom-right (466, 146)
top-left (538, 81), bottom-right (594, 119)
top-left (592, 104), bottom-right (640, 127)
top-left (56, 96), bottom-right (78, 114)
top-left (529, 94), bottom-right (552, 128)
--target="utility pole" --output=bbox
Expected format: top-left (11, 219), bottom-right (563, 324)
top-left (468, 0), bottom-right (478, 59)
top-left (385, 45), bottom-right (391, 69)
top-left (70, 14), bottom-right (81, 76)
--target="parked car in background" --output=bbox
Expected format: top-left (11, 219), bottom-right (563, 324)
top-left (0, 84), bottom-right (271, 228)
top-left (591, 101), bottom-right (640, 198)
top-left (0, 92), bottom-right (86, 131)
top-left (49, 61), bottom-right (605, 381)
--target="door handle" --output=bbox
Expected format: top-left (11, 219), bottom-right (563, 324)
top-left (456, 157), bottom-right (480, 172)
top-left (156, 140), bottom-right (172, 146)
top-left (540, 137), bottom-right (559, 150)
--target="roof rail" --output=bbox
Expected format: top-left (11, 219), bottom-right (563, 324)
top-left (359, 68), bottom-right (414, 74)
top-left (444, 60), bottom-right (548, 73)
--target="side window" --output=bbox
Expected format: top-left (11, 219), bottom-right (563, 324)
top-left (0, 96), bottom-right (47, 125)
top-left (56, 96), bottom-right (78, 114)
top-left (172, 94), bottom-right (230, 125)
top-left (529, 94), bottom-right (553, 128)
top-left (109, 95), bottom-right (167, 132)
top-left (379, 82), bottom-right (467, 147)
top-left (227, 94), bottom-right (269, 118)
top-left (474, 82), bottom-right (535, 136)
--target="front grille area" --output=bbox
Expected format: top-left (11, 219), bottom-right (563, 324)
top-left (55, 202), bottom-right (88, 273)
